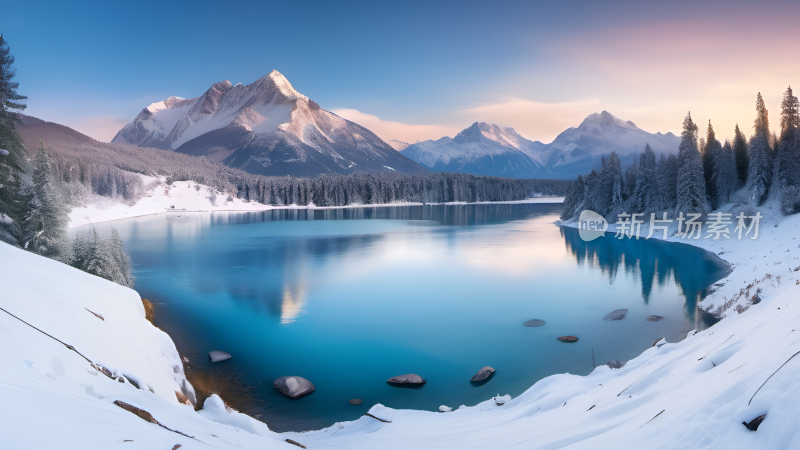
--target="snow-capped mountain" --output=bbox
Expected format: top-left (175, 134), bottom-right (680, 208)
top-left (402, 112), bottom-right (680, 179)
top-left (539, 110), bottom-right (680, 169)
top-left (113, 71), bottom-right (428, 177)
top-left (401, 122), bottom-right (550, 178)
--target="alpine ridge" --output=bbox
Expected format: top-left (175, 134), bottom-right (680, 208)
top-left (113, 71), bottom-right (429, 177)
top-left (401, 122), bottom-right (550, 178)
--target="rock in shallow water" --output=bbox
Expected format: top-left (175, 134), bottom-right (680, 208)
top-left (208, 351), bottom-right (231, 363)
top-left (274, 376), bottom-right (316, 399)
top-left (603, 309), bottom-right (628, 321)
top-left (523, 319), bottom-right (546, 327)
top-left (348, 398), bottom-right (363, 405)
top-left (557, 335), bottom-right (579, 343)
top-left (387, 374), bottom-right (426, 386)
top-left (646, 315), bottom-right (665, 322)
top-left (470, 366), bottom-right (495, 383)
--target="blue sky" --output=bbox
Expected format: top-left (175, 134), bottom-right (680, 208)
top-left (3, 0), bottom-right (800, 143)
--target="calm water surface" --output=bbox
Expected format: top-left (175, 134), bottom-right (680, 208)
top-left (86, 203), bottom-right (728, 431)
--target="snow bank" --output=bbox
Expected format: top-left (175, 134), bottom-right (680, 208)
top-left (0, 242), bottom-right (287, 449)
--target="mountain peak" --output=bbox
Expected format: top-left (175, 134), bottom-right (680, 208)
top-left (578, 110), bottom-right (638, 131)
top-left (253, 70), bottom-right (303, 100)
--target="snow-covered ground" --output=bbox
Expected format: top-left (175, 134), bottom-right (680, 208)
top-left (67, 174), bottom-right (563, 229)
top-left (6, 193), bottom-right (800, 449)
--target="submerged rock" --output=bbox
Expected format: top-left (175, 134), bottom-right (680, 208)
top-left (470, 366), bottom-right (496, 383)
top-left (604, 309), bottom-right (628, 321)
top-left (557, 336), bottom-right (579, 343)
top-left (348, 398), bottom-right (363, 405)
top-left (274, 376), bottom-right (316, 399)
top-left (387, 374), bottom-right (427, 386)
top-left (646, 315), bottom-right (665, 322)
top-left (523, 319), bottom-right (546, 327)
top-left (208, 351), bottom-right (231, 363)
top-left (607, 360), bottom-right (626, 369)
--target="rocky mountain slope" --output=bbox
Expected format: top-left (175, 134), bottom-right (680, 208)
top-left (113, 71), bottom-right (428, 177)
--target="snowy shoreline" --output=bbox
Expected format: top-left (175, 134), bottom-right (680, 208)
top-left (67, 176), bottom-right (564, 229)
top-left (6, 188), bottom-right (800, 448)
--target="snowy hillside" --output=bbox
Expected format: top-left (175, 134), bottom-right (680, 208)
top-left (538, 111), bottom-right (680, 171)
top-left (402, 122), bottom-right (550, 178)
top-left (0, 241), bottom-right (289, 449)
top-left (113, 71), bottom-right (429, 177)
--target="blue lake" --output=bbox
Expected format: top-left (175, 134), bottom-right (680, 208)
top-left (86, 203), bottom-right (729, 432)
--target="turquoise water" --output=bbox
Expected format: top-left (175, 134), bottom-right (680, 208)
top-left (86, 203), bottom-right (728, 432)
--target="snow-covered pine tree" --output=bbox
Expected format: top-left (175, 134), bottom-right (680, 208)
top-left (656, 153), bottom-right (678, 211)
top-left (560, 175), bottom-right (585, 221)
top-left (23, 141), bottom-right (72, 263)
top-left (778, 86), bottom-right (800, 214)
top-left (0, 35), bottom-right (29, 246)
top-left (623, 153), bottom-right (638, 203)
top-left (597, 152), bottom-right (623, 216)
top-left (702, 121), bottom-right (721, 209)
top-left (733, 124), bottom-right (749, 187)
top-left (675, 113), bottom-right (709, 214)
top-left (746, 93), bottom-right (773, 205)
top-left (107, 228), bottom-right (134, 287)
top-left (634, 144), bottom-right (659, 212)
top-left (713, 140), bottom-right (737, 206)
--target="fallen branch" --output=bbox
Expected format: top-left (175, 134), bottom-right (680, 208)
top-left (639, 410), bottom-right (665, 428)
top-left (364, 413), bottom-right (392, 423)
top-left (748, 350), bottom-right (800, 406)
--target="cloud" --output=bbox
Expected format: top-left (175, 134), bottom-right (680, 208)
top-left (65, 115), bottom-right (129, 142)
top-left (332, 108), bottom-right (461, 148)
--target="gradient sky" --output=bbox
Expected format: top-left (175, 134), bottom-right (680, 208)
top-left (3, 0), bottom-right (800, 144)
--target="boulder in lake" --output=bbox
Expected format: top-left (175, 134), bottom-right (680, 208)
top-left (387, 374), bottom-right (426, 386)
top-left (523, 319), bottom-right (546, 327)
top-left (348, 398), bottom-right (363, 405)
top-left (273, 376), bottom-right (316, 399)
top-left (607, 360), bottom-right (626, 369)
top-left (439, 405), bottom-right (453, 412)
top-left (603, 309), bottom-right (628, 321)
top-left (557, 335), bottom-right (579, 343)
top-left (208, 351), bottom-right (231, 363)
top-left (470, 366), bottom-right (495, 383)
top-left (646, 315), bottom-right (664, 322)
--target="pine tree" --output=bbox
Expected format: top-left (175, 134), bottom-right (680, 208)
top-left (0, 35), bottom-right (29, 246)
top-left (634, 144), bottom-right (659, 212)
top-left (656, 153), bottom-right (678, 210)
top-left (702, 121), bottom-right (721, 209)
top-left (597, 152), bottom-right (623, 216)
top-left (107, 228), bottom-right (134, 287)
top-left (676, 112), bottom-right (709, 214)
top-left (560, 175), bottom-right (585, 221)
top-left (733, 124), bottom-right (748, 187)
top-left (778, 86), bottom-right (800, 214)
top-left (23, 141), bottom-right (72, 263)
top-left (747, 93), bottom-right (773, 205)
top-left (713, 140), bottom-right (737, 205)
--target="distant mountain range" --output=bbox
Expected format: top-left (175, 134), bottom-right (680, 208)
top-left (113, 71), bottom-right (428, 177)
top-left (402, 122), bottom-right (549, 178)
top-left (401, 111), bottom-right (680, 179)
top-left (112, 71), bottom-right (678, 180)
